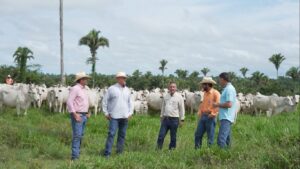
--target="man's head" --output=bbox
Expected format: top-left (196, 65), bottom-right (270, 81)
top-left (5, 75), bottom-right (13, 85)
top-left (200, 77), bottom-right (216, 92)
top-left (74, 72), bottom-right (90, 86)
top-left (219, 72), bottom-right (230, 87)
top-left (77, 78), bottom-right (89, 86)
top-left (116, 72), bottom-right (127, 86)
top-left (168, 82), bottom-right (177, 95)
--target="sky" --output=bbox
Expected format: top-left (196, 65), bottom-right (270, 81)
top-left (0, 0), bottom-right (299, 78)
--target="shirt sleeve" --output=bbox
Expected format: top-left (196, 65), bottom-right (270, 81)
top-left (102, 89), bottom-right (110, 116)
top-left (67, 87), bottom-right (78, 113)
top-left (160, 98), bottom-right (165, 117)
top-left (225, 89), bottom-right (235, 103)
top-left (128, 92), bottom-right (134, 116)
top-left (210, 91), bottom-right (221, 117)
top-left (179, 96), bottom-right (185, 120)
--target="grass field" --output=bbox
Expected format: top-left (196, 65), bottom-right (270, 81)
top-left (0, 107), bottom-right (299, 169)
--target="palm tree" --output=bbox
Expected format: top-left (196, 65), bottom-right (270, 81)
top-left (175, 69), bottom-right (188, 79)
top-left (201, 67), bottom-right (210, 76)
top-left (269, 53), bottom-right (286, 79)
top-left (286, 67), bottom-right (299, 81)
top-left (59, 0), bottom-right (65, 85)
top-left (251, 71), bottom-right (268, 87)
top-left (79, 29), bottom-right (109, 87)
top-left (13, 47), bottom-right (34, 82)
top-left (159, 59), bottom-right (168, 88)
top-left (239, 67), bottom-right (249, 78)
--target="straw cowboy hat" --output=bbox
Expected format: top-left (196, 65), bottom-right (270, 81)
top-left (116, 72), bottom-right (127, 78)
top-left (74, 72), bottom-right (91, 82)
top-left (200, 77), bottom-right (216, 85)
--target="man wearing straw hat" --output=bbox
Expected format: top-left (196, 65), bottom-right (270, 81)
top-left (67, 72), bottom-right (91, 160)
top-left (102, 72), bottom-right (133, 158)
top-left (194, 77), bottom-right (220, 149)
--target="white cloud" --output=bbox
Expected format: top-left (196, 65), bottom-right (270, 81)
top-left (0, 0), bottom-right (298, 78)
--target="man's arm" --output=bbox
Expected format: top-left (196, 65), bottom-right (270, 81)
top-left (102, 89), bottom-right (110, 117)
top-left (179, 97), bottom-right (185, 121)
top-left (67, 87), bottom-right (77, 114)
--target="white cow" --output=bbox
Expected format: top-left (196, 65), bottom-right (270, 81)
top-left (253, 94), bottom-right (295, 117)
top-left (146, 91), bottom-right (165, 111)
top-left (86, 88), bottom-right (101, 116)
top-left (184, 90), bottom-right (203, 114)
top-left (0, 84), bottom-right (35, 115)
top-left (36, 85), bottom-right (48, 108)
top-left (134, 100), bottom-right (148, 114)
top-left (53, 86), bottom-right (69, 113)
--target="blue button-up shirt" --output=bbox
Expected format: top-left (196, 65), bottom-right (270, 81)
top-left (219, 83), bottom-right (237, 123)
top-left (102, 83), bottom-right (133, 119)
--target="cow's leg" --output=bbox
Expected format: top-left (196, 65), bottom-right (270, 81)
top-left (16, 105), bottom-right (20, 116)
top-left (24, 108), bottom-right (27, 116)
top-left (94, 106), bottom-right (97, 116)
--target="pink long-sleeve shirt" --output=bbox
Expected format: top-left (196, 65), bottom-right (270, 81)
top-left (67, 83), bottom-right (89, 113)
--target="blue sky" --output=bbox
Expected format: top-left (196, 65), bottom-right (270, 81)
top-left (0, 0), bottom-right (298, 78)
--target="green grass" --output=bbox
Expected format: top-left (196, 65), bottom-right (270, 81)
top-left (0, 107), bottom-right (299, 169)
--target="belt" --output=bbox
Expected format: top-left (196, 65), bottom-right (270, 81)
top-left (76, 112), bottom-right (88, 115)
top-left (163, 116), bottom-right (179, 120)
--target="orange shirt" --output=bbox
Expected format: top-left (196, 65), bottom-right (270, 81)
top-left (198, 88), bottom-right (220, 117)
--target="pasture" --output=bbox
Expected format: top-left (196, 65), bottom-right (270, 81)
top-left (0, 107), bottom-right (299, 169)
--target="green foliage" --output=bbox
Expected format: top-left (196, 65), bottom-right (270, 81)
top-left (0, 65), bottom-right (299, 95)
top-left (269, 53), bottom-right (286, 78)
top-left (0, 108), bottom-right (299, 169)
top-left (201, 67), bottom-right (210, 76)
top-left (12, 47), bottom-right (34, 82)
top-left (79, 29), bottom-right (109, 87)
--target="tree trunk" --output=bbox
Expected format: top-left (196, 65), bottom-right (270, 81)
top-left (59, 0), bottom-right (65, 85)
top-left (91, 53), bottom-right (96, 88)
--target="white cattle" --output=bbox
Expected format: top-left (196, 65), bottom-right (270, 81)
top-left (184, 90), bottom-right (203, 114)
top-left (86, 88), bottom-right (101, 116)
top-left (53, 86), bottom-right (69, 113)
top-left (0, 84), bottom-right (34, 115)
top-left (253, 94), bottom-right (295, 117)
top-left (134, 100), bottom-right (148, 114)
top-left (146, 92), bottom-right (165, 111)
top-left (36, 85), bottom-right (48, 108)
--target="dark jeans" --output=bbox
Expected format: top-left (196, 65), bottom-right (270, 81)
top-left (104, 118), bottom-right (128, 156)
top-left (217, 119), bottom-right (232, 148)
top-left (156, 117), bottom-right (179, 150)
top-left (70, 113), bottom-right (87, 160)
top-left (194, 114), bottom-right (216, 149)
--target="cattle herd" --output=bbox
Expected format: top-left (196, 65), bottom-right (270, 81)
top-left (0, 83), bottom-right (298, 117)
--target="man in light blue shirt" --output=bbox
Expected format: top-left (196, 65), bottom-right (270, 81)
top-left (102, 72), bottom-right (133, 157)
top-left (213, 72), bottom-right (237, 148)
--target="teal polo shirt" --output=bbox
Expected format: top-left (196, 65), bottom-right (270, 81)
top-left (219, 83), bottom-right (237, 123)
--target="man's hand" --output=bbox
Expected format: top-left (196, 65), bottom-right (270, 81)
top-left (86, 113), bottom-right (91, 118)
top-left (128, 115), bottom-right (132, 120)
top-left (105, 114), bottom-right (112, 120)
top-left (208, 114), bottom-right (215, 118)
top-left (213, 103), bottom-right (219, 108)
top-left (73, 113), bottom-right (82, 122)
top-left (179, 120), bottom-right (184, 127)
top-left (160, 117), bottom-right (164, 122)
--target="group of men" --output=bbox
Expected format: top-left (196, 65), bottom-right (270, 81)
top-left (66, 71), bottom-right (237, 161)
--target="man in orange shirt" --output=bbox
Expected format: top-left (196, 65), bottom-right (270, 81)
top-left (194, 77), bottom-right (220, 149)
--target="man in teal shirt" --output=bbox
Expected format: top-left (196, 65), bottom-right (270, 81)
top-left (213, 72), bottom-right (237, 148)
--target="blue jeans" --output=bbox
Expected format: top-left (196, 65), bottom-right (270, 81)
top-left (70, 113), bottom-right (87, 160)
top-left (194, 114), bottom-right (216, 149)
top-left (104, 118), bottom-right (128, 156)
top-left (157, 117), bottom-right (179, 150)
top-left (217, 119), bottom-right (232, 148)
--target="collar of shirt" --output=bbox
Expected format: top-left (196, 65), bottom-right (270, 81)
top-left (76, 83), bottom-right (85, 89)
top-left (116, 83), bottom-right (126, 88)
